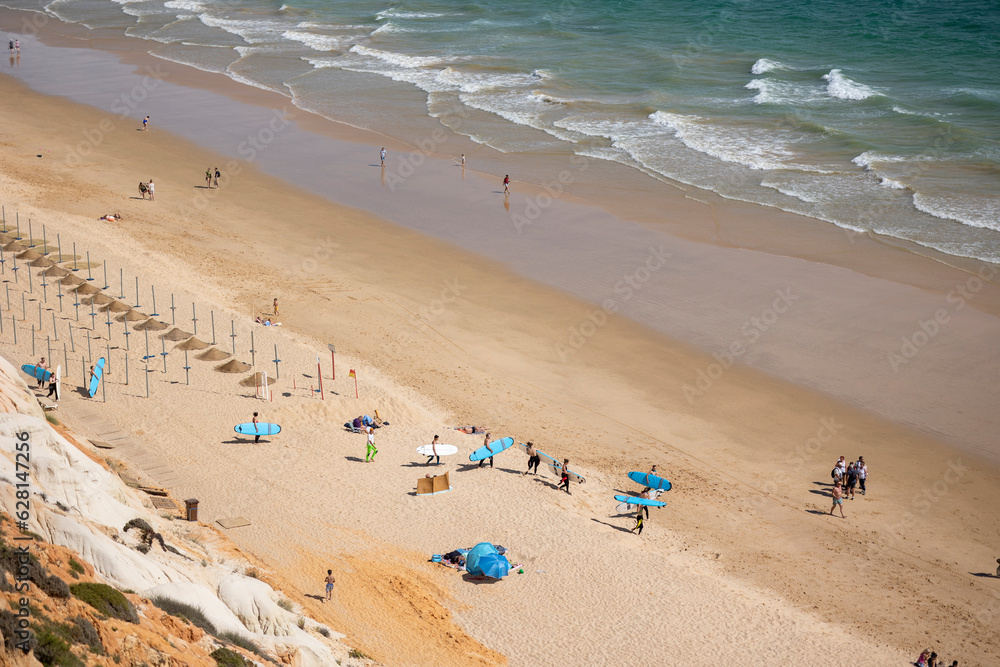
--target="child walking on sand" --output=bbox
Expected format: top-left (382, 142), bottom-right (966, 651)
top-left (631, 508), bottom-right (644, 535)
top-left (365, 425), bottom-right (377, 462)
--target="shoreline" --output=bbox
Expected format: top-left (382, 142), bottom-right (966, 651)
top-left (2, 11), bottom-right (1000, 461)
top-left (0, 11), bottom-right (999, 666)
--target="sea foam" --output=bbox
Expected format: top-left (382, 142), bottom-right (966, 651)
top-left (750, 58), bottom-right (786, 75)
top-left (822, 69), bottom-right (878, 100)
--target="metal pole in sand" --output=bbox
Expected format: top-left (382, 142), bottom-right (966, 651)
top-left (1, 205), bottom-right (4, 231)
top-left (21, 292), bottom-right (25, 320)
top-left (41, 273), bottom-right (47, 303)
top-left (0, 305), bottom-right (3, 334)
top-left (170, 293), bottom-right (175, 325)
top-left (86, 252), bottom-right (94, 281)
top-left (318, 356), bottom-right (324, 400)
top-left (119, 268), bottom-right (125, 299)
top-left (134, 277), bottom-right (140, 308)
top-left (90, 301), bottom-right (96, 330)
top-left (0, 252), bottom-right (4, 275)
top-left (106, 312), bottom-right (112, 342)
top-left (72, 242), bottom-right (78, 271)
top-left (145, 360), bottom-right (149, 399)
top-left (11, 315), bottom-right (16, 345)
top-left (106, 342), bottom-right (110, 376)
top-left (27, 219), bottom-right (33, 247)
top-left (184, 349), bottom-right (189, 385)
top-left (69, 322), bottom-right (75, 352)
top-left (102, 356), bottom-right (106, 403)
top-left (123, 318), bottom-right (130, 351)
top-left (211, 311), bottom-right (217, 345)
top-left (27, 263), bottom-right (32, 294)
top-left (250, 329), bottom-right (255, 368)
top-left (52, 312), bottom-right (58, 341)
top-left (42, 224), bottom-right (46, 252)
top-left (86, 329), bottom-right (91, 361)
top-left (4, 283), bottom-right (8, 310)
top-left (15, 212), bottom-right (20, 240)
top-left (273, 344), bottom-right (280, 379)
top-left (11, 254), bottom-right (17, 283)
top-left (63, 343), bottom-right (68, 375)
top-left (73, 293), bottom-right (79, 321)
top-left (47, 335), bottom-right (51, 365)
top-left (150, 285), bottom-right (158, 317)
top-left (161, 338), bottom-right (167, 373)
top-left (191, 303), bottom-right (197, 335)
top-left (31, 325), bottom-right (35, 356)
top-left (57, 279), bottom-right (62, 312)
top-left (230, 319), bottom-right (235, 355)
top-left (125, 351), bottom-right (129, 386)
top-left (57, 234), bottom-right (61, 264)
top-left (37, 301), bottom-right (42, 330)
top-left (102, 261), bottom-right (109, 290)
top-left (144, 328), bottom-right (150, 398)
top-left (81, 358), bottom-right (85, 386)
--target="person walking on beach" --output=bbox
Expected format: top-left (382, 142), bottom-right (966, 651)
top-left (147, 179), bottom-right (155, 201)
top-left (524, 441), bottom-right (540, 475)
top-left (214, 167), bottom-right (220, 188)
top-left (503, 174), bottom-right (510, 195)
top-left (380, 147), bottom-right (386, 166)
top-left (558, 459), bottom-right (571, 494)
top-left (252, 411), bottom-right (262, 444)
top-left (272, 298), bottom-right (279, 317)
top-left (35, 357), bottom-right (47, 389)
top-left (631, 508), bottom-right (644, 536)
top-left (8, 40), bottom-right (13, 54)
top-left (365, 425), bottom-right (377, 462)
top-left (461, 154), bottom-right (465, 168)
top-left (142, 115), bottom-right (149, 131)
top-left (426, 435), bottom-right (441, 466)
top-left (15, 39), bottom-right (19, 53)
top-left (46, 372), bottom-right (58, 400)
top-left (845, 462), bottom-right (859, 500)
top-left (829, 481), bottom-right (845, 518)
top-left (856, 456), bottom-right (867, 495)
top-left (324, 569), bottom-right (335, 603)
top-left (478, 432), bottom-right (494, 468)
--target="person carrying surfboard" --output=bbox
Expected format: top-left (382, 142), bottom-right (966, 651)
top-left (524, 442), bottom-right (540, 475)
top-left (46, 373), bottom-right (58, 400)
top-left (252, 412), bottom-right (261, 443)
top-left (426, 435), bottom-right (441, 466)
top-left (558, 459), bottom-right (571, 494)
top-left (36, 357), bottom-right (47, 389)
top-left (478, 432), bottom-right (493, 468)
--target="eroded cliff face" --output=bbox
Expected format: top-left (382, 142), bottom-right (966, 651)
top-left (0, 354), bottom-right (368, 667)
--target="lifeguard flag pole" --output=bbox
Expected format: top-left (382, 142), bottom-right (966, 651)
top-left (349, 369), bottom-right (358, 398)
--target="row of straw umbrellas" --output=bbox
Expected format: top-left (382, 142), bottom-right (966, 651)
top-left (1, 234), bottom-right (271, 384)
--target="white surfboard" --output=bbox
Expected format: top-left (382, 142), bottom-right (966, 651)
top-left (55, 365), bottom-right (61, 401)
top-left (416, 444), bottom-right (458, 457)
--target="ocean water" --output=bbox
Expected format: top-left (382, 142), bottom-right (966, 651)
top-left (6, 0), bottom-right (1000, 261)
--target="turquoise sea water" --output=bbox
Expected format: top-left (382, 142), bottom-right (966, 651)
top-left (6, 0), bottom-right (1000, 261)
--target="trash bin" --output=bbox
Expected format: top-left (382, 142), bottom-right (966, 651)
top-left (184, 498), bottom-right (199, 522)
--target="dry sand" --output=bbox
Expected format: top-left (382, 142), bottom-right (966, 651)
top-left (0, 57), bottom-right (998, 667)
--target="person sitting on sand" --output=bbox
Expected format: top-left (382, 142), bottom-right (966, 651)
top-left (916, 649), bottom-right (932, 667)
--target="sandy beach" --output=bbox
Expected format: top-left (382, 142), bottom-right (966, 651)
top-left (1, 12), bottom-right (1000, 666)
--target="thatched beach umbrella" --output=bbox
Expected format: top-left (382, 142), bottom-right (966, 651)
top-left (3, 241), bottom-right (26, 253)
top-left (44, 266), bottom-right (70, 278)
top-left (196, 347), bottom-right (230, 361)
top-left (101, 300), bottom-right (132, 313)
top-left (73, 283), bottom-right (100, 296)
top-left (29, 257), bottom-right (55, 268)
top-left (16, 249), bottom-right (41, 261)
top-left (83, 293), bottom-right (114, 306)
top-left (161, 328), bottom-right (193, 342)
top-left (118, 310), bottom-right (148, 323)
top-left (60, 274), bottom-right (85, 286)
top-left (175, 337), bottom-right (210, 351)
top-left (134, 318), bottom-right (168, 332)
top-left (216, 359), bottom-right (251, 373)
top-left (239, 372), bottom-right (277, 388)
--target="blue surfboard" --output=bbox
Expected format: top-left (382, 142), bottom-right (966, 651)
top-left (235, 422), bottom-right (281, 436)
top-left (21, 364), bottom-right (52, 383)
top-left (87, 358), bottom-right (106, 398)
top-left (628, 471), bottom-right (672, 491)
top-left (469, 436), bottom-right (513, 462)
top-left (614, 494), bottom-right (666, 508)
